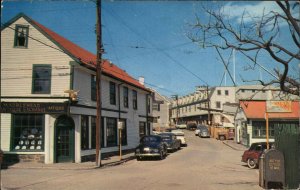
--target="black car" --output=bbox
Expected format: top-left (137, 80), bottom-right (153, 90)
top-left (159, 133), bottom-right (181, 152)
top-left (135, 135), bottom-right (168, 161)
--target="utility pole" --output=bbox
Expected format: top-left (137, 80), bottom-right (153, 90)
top-left (206, 86), bottom-right (211, 126)
top-left (171, 95), bottom-right (179, 125)
top-left (95, 0), bottom-right (102, 167)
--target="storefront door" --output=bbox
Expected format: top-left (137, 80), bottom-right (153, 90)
top-left (55, 115), bottom-right (75, 163)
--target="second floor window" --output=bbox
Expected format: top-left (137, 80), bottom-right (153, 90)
top-left (123, 86), bottom-right (128, 108)
top-left (217, 90), bottom-right (221, 95)
top-left (132, 90), bottom-right (137, 110)
top-left (216, 101), bottom-right (221, 109)
top-left (225, 90), bottom-right (229, 96)
top-left (32, 65), bottom-right (51, 94)
top-left (14, 25), bottom-right (29, 47)
top-left (109, 82), bottom-right (116, 105)
top-left (91, 75), bottom-right (96, 101)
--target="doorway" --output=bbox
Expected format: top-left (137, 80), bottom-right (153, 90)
top-left (55, 115), bottom-right (75, 163)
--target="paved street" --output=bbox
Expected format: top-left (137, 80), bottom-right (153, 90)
top-left (1, 130), bottom-right (261, 190)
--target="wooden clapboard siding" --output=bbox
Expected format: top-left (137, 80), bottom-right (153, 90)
top-left (0, 114), bottom-right (12, 151)
top-left (1, 17), bottom-right (71, 97)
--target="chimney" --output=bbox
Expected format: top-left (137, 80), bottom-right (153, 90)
top-left (138, 76), bottom-right (145, 85)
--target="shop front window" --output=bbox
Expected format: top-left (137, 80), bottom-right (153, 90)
top-left (106, 118), bottom-right (117, 147)
top-left (12, 114), bottom-right (44, 151)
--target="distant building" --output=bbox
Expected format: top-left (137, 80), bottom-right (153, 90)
top-left (1, 13), bottom-right (153, 164)
top-left (151, 89), bottom-right (171, 130)
top-left (235, 100), bottom-right (299, 146)
top-left (170, 85), bottom-right (299, 127)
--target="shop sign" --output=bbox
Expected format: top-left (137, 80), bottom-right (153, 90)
top-left (266, 101), bottom-right (292, 113)
top-left (0, 102), bottom-right (68, 114)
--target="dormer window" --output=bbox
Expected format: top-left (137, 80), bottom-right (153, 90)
top-left (14, 25), bottom-right (29, 47)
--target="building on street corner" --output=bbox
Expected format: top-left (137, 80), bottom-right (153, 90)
top-left (0, 13), bottom-right (153, 164)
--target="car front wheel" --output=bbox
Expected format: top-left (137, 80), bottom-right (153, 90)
top-left (247, 158), bottom-right (257, 169)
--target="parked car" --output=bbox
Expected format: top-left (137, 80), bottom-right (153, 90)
top-left (195, 125), bottom-right (207, 136)
top-left (176, 123), bottom-right (187, 129)
top-left (198, 127), bottom-right (210, 138)
top-left (241, 142), bottom-right (274, 169)
top-left (171, 130), bottom-right (187, 147)
top-left (159, 133), bottom-right (181, 152)
top-left (135, 135), bottom-right (167, 161)
top-left (187, 122), bottom-right (197, 130)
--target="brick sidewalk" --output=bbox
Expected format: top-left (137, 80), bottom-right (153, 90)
top-left (4, 152), bottom-right (135, 170)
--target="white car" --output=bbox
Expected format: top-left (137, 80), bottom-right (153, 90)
top-left (195, 125), bottom-right (207, 136)
top-left (171, 130), bottom-right (187, 146)
top-left (176, 124), bottom-right (187, 129)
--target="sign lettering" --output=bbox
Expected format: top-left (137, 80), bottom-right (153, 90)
top-left (0, 102), bottom-right (68, 114)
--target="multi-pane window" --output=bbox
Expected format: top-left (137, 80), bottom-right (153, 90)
top-left (132, 90), bottom-right (137, 110)
top-left (109, 82), bottom-right (116, 104)
top-left (147, 97), bottom-right (151, 113)
top-left (216, 101), bottom-right (221, 108)
top-left (123, 86), bottom-right (128, 108)
top-left (110, 82), bottom-right (116, 105)
top-left (91, 75), bottom-right (96, 101)
top-left (139, 122), bottom-right (146, 138)
top-left (252, 121), bottom-right (274, 138)
top-left (106, 118), bottom-right (117, 147)
top-left (12, 114), bottom-right (44, 151)
top-left (225, 90), bottom-right (229, 96)
top-left (32, 65), bottom-right (51, 94)
top-left (91, 116), bottom-right (104, 149)
top-left (119, 119), bottom-right (127, 145)
top-left (81, 115), bottom-right (89, 150)
top-left (14, 25), bottom-right (29, 47)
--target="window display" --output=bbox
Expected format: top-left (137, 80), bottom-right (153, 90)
top-left (13, 114), bottom-right (44, 151)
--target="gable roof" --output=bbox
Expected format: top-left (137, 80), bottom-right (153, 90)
top-left (2, 13), bottom-right (149, 92)
top-left (239, 100), bottom-right (299, 119)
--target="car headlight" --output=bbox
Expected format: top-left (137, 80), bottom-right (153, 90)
top-left (153, 149), bottom-right (159, 153)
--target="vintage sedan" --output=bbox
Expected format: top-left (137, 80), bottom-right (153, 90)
top-left (159, 133), bottom-right (181, 152)
top-left (241, 142), bottom-right (274, 169)
top-left (135, 135), bottom-right (167, 161)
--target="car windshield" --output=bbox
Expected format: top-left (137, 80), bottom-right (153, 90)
top-left (141, 136), bottom-right (161, 144)
top-left (197, 125), bottom-right (207, 130)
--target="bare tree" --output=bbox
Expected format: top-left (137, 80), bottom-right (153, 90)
top-left (187, 0), bottom-right (300, 96)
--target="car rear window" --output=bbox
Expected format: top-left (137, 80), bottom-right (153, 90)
top-left (141, 136), bottom-right (160, 143)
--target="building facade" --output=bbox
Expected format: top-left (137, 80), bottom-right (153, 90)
top-left (151, 89), bottom-right (171, 130)
top-left (1, 14), bottom-right (153, 164)
top-left (235, 100), bottom-right (299, 146)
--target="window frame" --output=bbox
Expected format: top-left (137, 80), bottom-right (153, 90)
top-left (109, 82), bottom-right (116, 105)
top-left (91, 75), bottom-right (96, 101)
top-left (132, 90), bottom-right (138, 110)
top-left (216, 101), bottom-right (221, 109)
top-left (225, 90), bottom-right (229, 96)
top-left (11, 114), bottom-right (45, 152)
top-left (14, 24), bottom-right (29, 48)
top-left (123, 86), bottom-right (129, 108)
top-left (32, 64), bottom-right (52, 94)
top-left (81, 115), bottom-right (89, 150)
top-left (119, 118), bottom-right (127, 146)
top-left (139, 122), bottom-right (146, 138)
top-left (106, 117), bottom-right (117, 147)
top-left (217, 90), bottom-right (221, 95)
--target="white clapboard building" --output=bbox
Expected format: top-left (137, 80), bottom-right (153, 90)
top-left (1, 13), bottom-right (153, 164)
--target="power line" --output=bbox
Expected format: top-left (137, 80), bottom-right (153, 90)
top-left (103, 6), bottom-right (209, 86)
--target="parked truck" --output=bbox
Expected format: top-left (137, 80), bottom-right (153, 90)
top-left (210, 126), bottom-right (234, 141)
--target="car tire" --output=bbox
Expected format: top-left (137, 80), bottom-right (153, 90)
top-left (219, 135), bottom-right (225, 141)
top-left (159, 151), bottom-right (164, 160)
top-left (247, 158), bottom-right (257, 169)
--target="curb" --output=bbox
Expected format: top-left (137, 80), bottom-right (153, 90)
top-left (6, 155), bottom-right (136, 170)
top-left (222, 141), bottom-right (245, 151)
